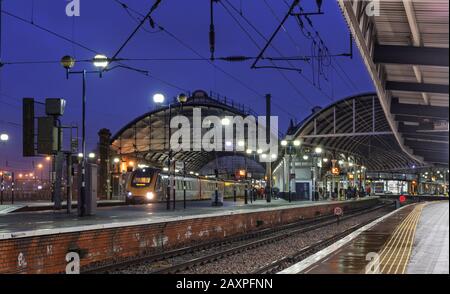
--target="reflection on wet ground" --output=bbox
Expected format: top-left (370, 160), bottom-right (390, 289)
top-left (303, 204), bottom-right (417, 274)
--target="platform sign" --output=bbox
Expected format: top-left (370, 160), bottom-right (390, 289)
top-left (334, 206), bottom-right (343, 216)
top-left (399, 195), bottom-right (406, 203)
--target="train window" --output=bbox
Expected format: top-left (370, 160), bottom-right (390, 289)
top-left (131, 169), bottom-right (154, 187)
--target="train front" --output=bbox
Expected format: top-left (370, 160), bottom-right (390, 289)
top-left (126, 168), bottom-right (159, 204)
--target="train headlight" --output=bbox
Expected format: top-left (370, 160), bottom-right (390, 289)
top-left (146, 192), bottom-right (154, 200)
top-left (127, 192), bottom-right (132, 198)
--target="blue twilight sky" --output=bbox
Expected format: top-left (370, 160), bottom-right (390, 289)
top-left (0, 0), bottom-right (374, 171)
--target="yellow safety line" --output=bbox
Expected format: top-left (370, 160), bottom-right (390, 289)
top-left (377, 203), bottom-right (426, 274)
top-left (392, 209), bottom-right (420, 274)
top-left (400, 203), bottom-right (427, 274)
top-left (375, 206), bottom-right (417, 272)
top-left (387, 209), bottom-right (421, 274)
top-left (380, 208), bottom-right (418, 273)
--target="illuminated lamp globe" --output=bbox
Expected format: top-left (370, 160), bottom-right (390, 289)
top-left (93, 54), bottom-right (109, 68)
top-left (153, 93), bottom-right (165, 104)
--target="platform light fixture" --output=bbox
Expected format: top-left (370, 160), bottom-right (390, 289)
top-left (93, 54), bottom-right (109, 68)
top-left (293, 140), bottom-right (301, 147)
top-left (153, 93), bottom-right (165, 104)
top-left (314, 147), bottom-right (323, 154)
top-left (237, 140), bottom-right (245, 147)
top-left (303, 155), bottom-right (309, 160)
top-left (0, 133), bottom-right (9, 142)
top-left (281, 140), bottom-right (288, 146)
top-left (246, 149), bottom-right (253, 154)
top-left (88, 153), bottom-right (96, 159)
top-left (113, 158), bottom-right (120, 164)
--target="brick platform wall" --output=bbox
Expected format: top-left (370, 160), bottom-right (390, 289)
top-left (0, 198), bottom-right (379, 274)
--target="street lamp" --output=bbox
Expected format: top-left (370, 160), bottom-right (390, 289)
top-left (0, 134), bottom-right (9, 142)
top-left (61, 54), bottom-right (109, 216)
top-left (153, 93), bottom-right (165, 104)
top-left (0, 133), bottom-right (9, 142)
top-left (153, 93), bottom-right (188, 210)
top-left (93, 54), bottom-right (109, 68)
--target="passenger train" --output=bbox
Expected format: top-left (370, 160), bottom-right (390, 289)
top-left (125, 168), bottom-right (248, 204)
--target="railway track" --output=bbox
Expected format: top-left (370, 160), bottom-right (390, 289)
top-left (253, 221), bottom-right (373, 274)
top-left (84, 202), bottom-right (393, 274)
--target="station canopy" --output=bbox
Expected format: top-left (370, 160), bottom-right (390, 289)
top-left (110, 90), bottom-right (273, 174)
top-left (339, 0), bottom-right (449, 167)
top-left (287, 93), bottom-right (424, 171)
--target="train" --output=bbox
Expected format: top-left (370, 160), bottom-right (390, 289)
top-left (125, 168), bottom-right (249, 204)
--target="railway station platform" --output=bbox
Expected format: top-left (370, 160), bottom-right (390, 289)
top-left (0, 197), bottom-right (380, 273)
top-left (280, 201), bottom-right (449, 274)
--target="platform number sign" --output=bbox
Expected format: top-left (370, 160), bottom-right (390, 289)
top-left (334, 207), bottom-right (343, 216)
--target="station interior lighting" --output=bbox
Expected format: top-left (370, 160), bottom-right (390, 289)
top-left (77, 153), bottom-right (84, 158)
top-left (225, 141), bottom-right (232, 147)
top-left (349, 162), bottom-right (354, 167)
top-left (88, 153), bottom-right (96, 159)
top-left (281, 140), bottom-right (288, 146)
top-left (338, 160), bottom-right (344, 165)
top-left (246, 149), bottom-right (252, 154)
top-left (0, 133), bottom-right (9, 142)
top-left (93, 54), bottom-right (109, 68)
top-left (153, 93), bottom-right (165, 104)
top-left (303, 155), bottom-right (309, 160)
top-left (128, 161), bottom-right (135, 167)
top-left (271, 154), bottom-right (277, 159)
top-left (163, 167), bottom-right (169, 172)
top-left (189, 171), bottom-right (194, 175)
top-left (195, 173), bottom-right (199, 176)
top-left (45, 156), bottom-right (51, 161)
top-left (261, 154), bottom-right (267, 159)
top-left (323, 158), bottom-right (328, 163)
top-left (37, 164), bottom-right (43, 169)
top-left (113, 158), bottom-right (120, 163)
top-left (238, 140), bottom-right (245, 147)
top-left (293, 140), bottom-right (301, 147)
top-left (314, 147), bottom-right (323, 154)
top-left (257, 149), bottom-right (263, 154)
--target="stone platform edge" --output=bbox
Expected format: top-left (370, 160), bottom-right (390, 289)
top-left (0, 197), bottom-right (380, 274)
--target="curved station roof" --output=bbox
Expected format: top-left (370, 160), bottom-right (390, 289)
top-left (110, 90), bottom-right (269, 173)
top-left (287, 93), bottom-right (424, 171)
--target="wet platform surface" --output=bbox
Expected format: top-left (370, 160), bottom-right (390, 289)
top-left (298, 204), bottom-right (416, 274)
top-left (0, 197), bottom-right (377, 239)
top-left (407, 202), bottom-right (449, 274)
top-left (281, 201), bottom-right (449, 274)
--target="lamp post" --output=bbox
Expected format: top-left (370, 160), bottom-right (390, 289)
top-left (153, 93), bottom-right (187, 210)
top-left (281, 139), bottom-right (300, 202)
top-left (60, 55), bottom-right (108, 216)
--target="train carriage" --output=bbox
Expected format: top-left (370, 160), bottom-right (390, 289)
top-left (125, 168), bottom-right (248, 204)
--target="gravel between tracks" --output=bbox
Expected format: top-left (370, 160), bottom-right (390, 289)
top-left (110, 207), bottom-right (392, 274)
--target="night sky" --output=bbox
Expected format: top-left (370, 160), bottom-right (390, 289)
top-left (0, 0), bottom-right (374, 172)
